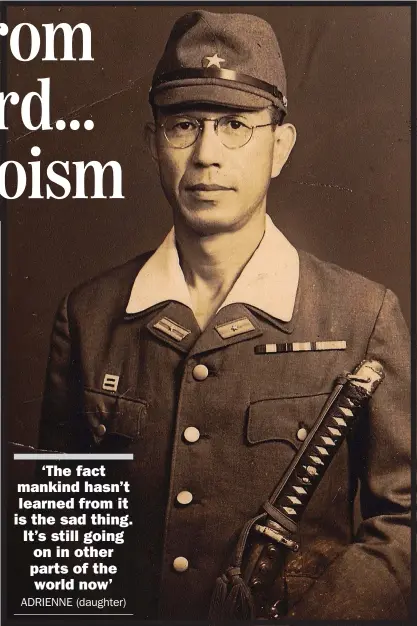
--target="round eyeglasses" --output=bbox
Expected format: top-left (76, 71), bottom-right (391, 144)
top-left (158, 115), bottom-right (275, 149)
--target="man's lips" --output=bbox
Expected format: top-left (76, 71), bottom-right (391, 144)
top-left (186, 184), bottom-right (234, 191)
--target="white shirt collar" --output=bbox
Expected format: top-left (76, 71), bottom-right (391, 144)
top-left (126, 214), bottom-right (299, 322)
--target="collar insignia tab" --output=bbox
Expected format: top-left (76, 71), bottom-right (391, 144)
top-left (215, 317), bottom-right (256, 339)
top-left (153, 317), bottom-right (191, 341)
top-left (255, 340), bottom-right (347, 354)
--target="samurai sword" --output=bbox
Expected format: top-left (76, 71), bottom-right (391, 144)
top-left (209, 359), bottom-right (384, 621)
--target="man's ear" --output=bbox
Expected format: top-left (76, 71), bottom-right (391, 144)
top-left (145, 122), bottom-right (159, 162)
top-left (271, 123), bottom-right (296, 178)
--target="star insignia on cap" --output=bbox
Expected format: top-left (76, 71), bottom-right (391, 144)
top-left (203, 53), bottom-right (225, 69)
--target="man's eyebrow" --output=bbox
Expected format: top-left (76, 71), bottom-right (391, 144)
top-left (221, 112), bottom-right (252, 119)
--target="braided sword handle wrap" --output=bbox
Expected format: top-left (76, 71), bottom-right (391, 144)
top-left (269, 360), bottom-right (384, 526)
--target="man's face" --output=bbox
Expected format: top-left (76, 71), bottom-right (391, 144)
top-left (148, 106), bottom-right (295, 237)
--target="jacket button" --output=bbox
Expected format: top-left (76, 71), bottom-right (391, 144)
top-left (176, 491), bottom-right (193, 505)
top-left (192, 364), bottom-right (209, 381)
top-left (183, 427), bottom-right (200, 443)
top-left (297, 427), bottom-right (308, 441)
top-left (96, 424), bottom-right (107, 436)
top-left (173, 556), bottom-right (189, 572)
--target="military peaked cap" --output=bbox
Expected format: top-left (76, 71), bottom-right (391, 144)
top-left (149, 11), bottom-right (288, 113)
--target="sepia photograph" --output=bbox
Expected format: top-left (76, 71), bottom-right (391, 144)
top-left (2, 1), bottom-right (412, 622)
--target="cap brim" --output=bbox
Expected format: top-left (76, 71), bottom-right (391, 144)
top-left (151, 80), bottom-right (277, 111)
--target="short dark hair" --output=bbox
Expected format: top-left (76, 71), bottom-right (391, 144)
top-left (269, 106), bottom-right (285, 128)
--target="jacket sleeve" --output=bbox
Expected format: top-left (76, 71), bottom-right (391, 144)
top-left (288, 289), bottom-right (411, 619)
top-left (38, 295), bottom-right (92, 453)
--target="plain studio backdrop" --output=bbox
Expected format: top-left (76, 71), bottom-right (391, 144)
top-left (5, 3), bottom-right (411, 448)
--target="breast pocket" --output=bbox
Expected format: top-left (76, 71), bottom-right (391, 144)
top-left (83, 388), bottom-right (147, 449)
top-left (247, 394), bottom-right (330, 451)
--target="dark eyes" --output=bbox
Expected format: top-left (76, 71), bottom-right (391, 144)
top-left (224, 119), bottom-right (246, 130)
top-left (175, 120), bottom-right (196, 131)
top-left (171, 118), bottom-right (248, 131)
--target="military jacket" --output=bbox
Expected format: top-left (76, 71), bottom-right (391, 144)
top-left (39, 217), bottom-right (411, 620)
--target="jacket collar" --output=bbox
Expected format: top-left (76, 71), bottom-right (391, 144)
top-left (126, 214), bottom-right (299, 323)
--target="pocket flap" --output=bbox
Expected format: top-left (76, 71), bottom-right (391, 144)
top-left (247, 395), bottom-right (328, 448)
top-left (83, 389), bottom-right (147, 442)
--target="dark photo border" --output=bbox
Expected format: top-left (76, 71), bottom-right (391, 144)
top-left (1, 2), bottom-right (415, 626)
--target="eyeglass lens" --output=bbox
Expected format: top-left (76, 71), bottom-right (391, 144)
top-left (163, 116), bottom-right (253, 149)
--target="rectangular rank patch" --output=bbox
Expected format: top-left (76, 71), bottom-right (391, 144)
top-left (215, 317), bottom-right (256, 339)
top-left (255, 340), bottom-right (347, 354)
top-left (102, 374), bottom-right (120, 392)
top-left (153, 317), bottom-right (191, 341)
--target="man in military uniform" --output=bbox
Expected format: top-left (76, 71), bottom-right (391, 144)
top-left (39, 11), bottom-right (410, 620)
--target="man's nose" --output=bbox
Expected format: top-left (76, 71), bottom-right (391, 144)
top-left (191, 122), bottom-right (222, 167)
